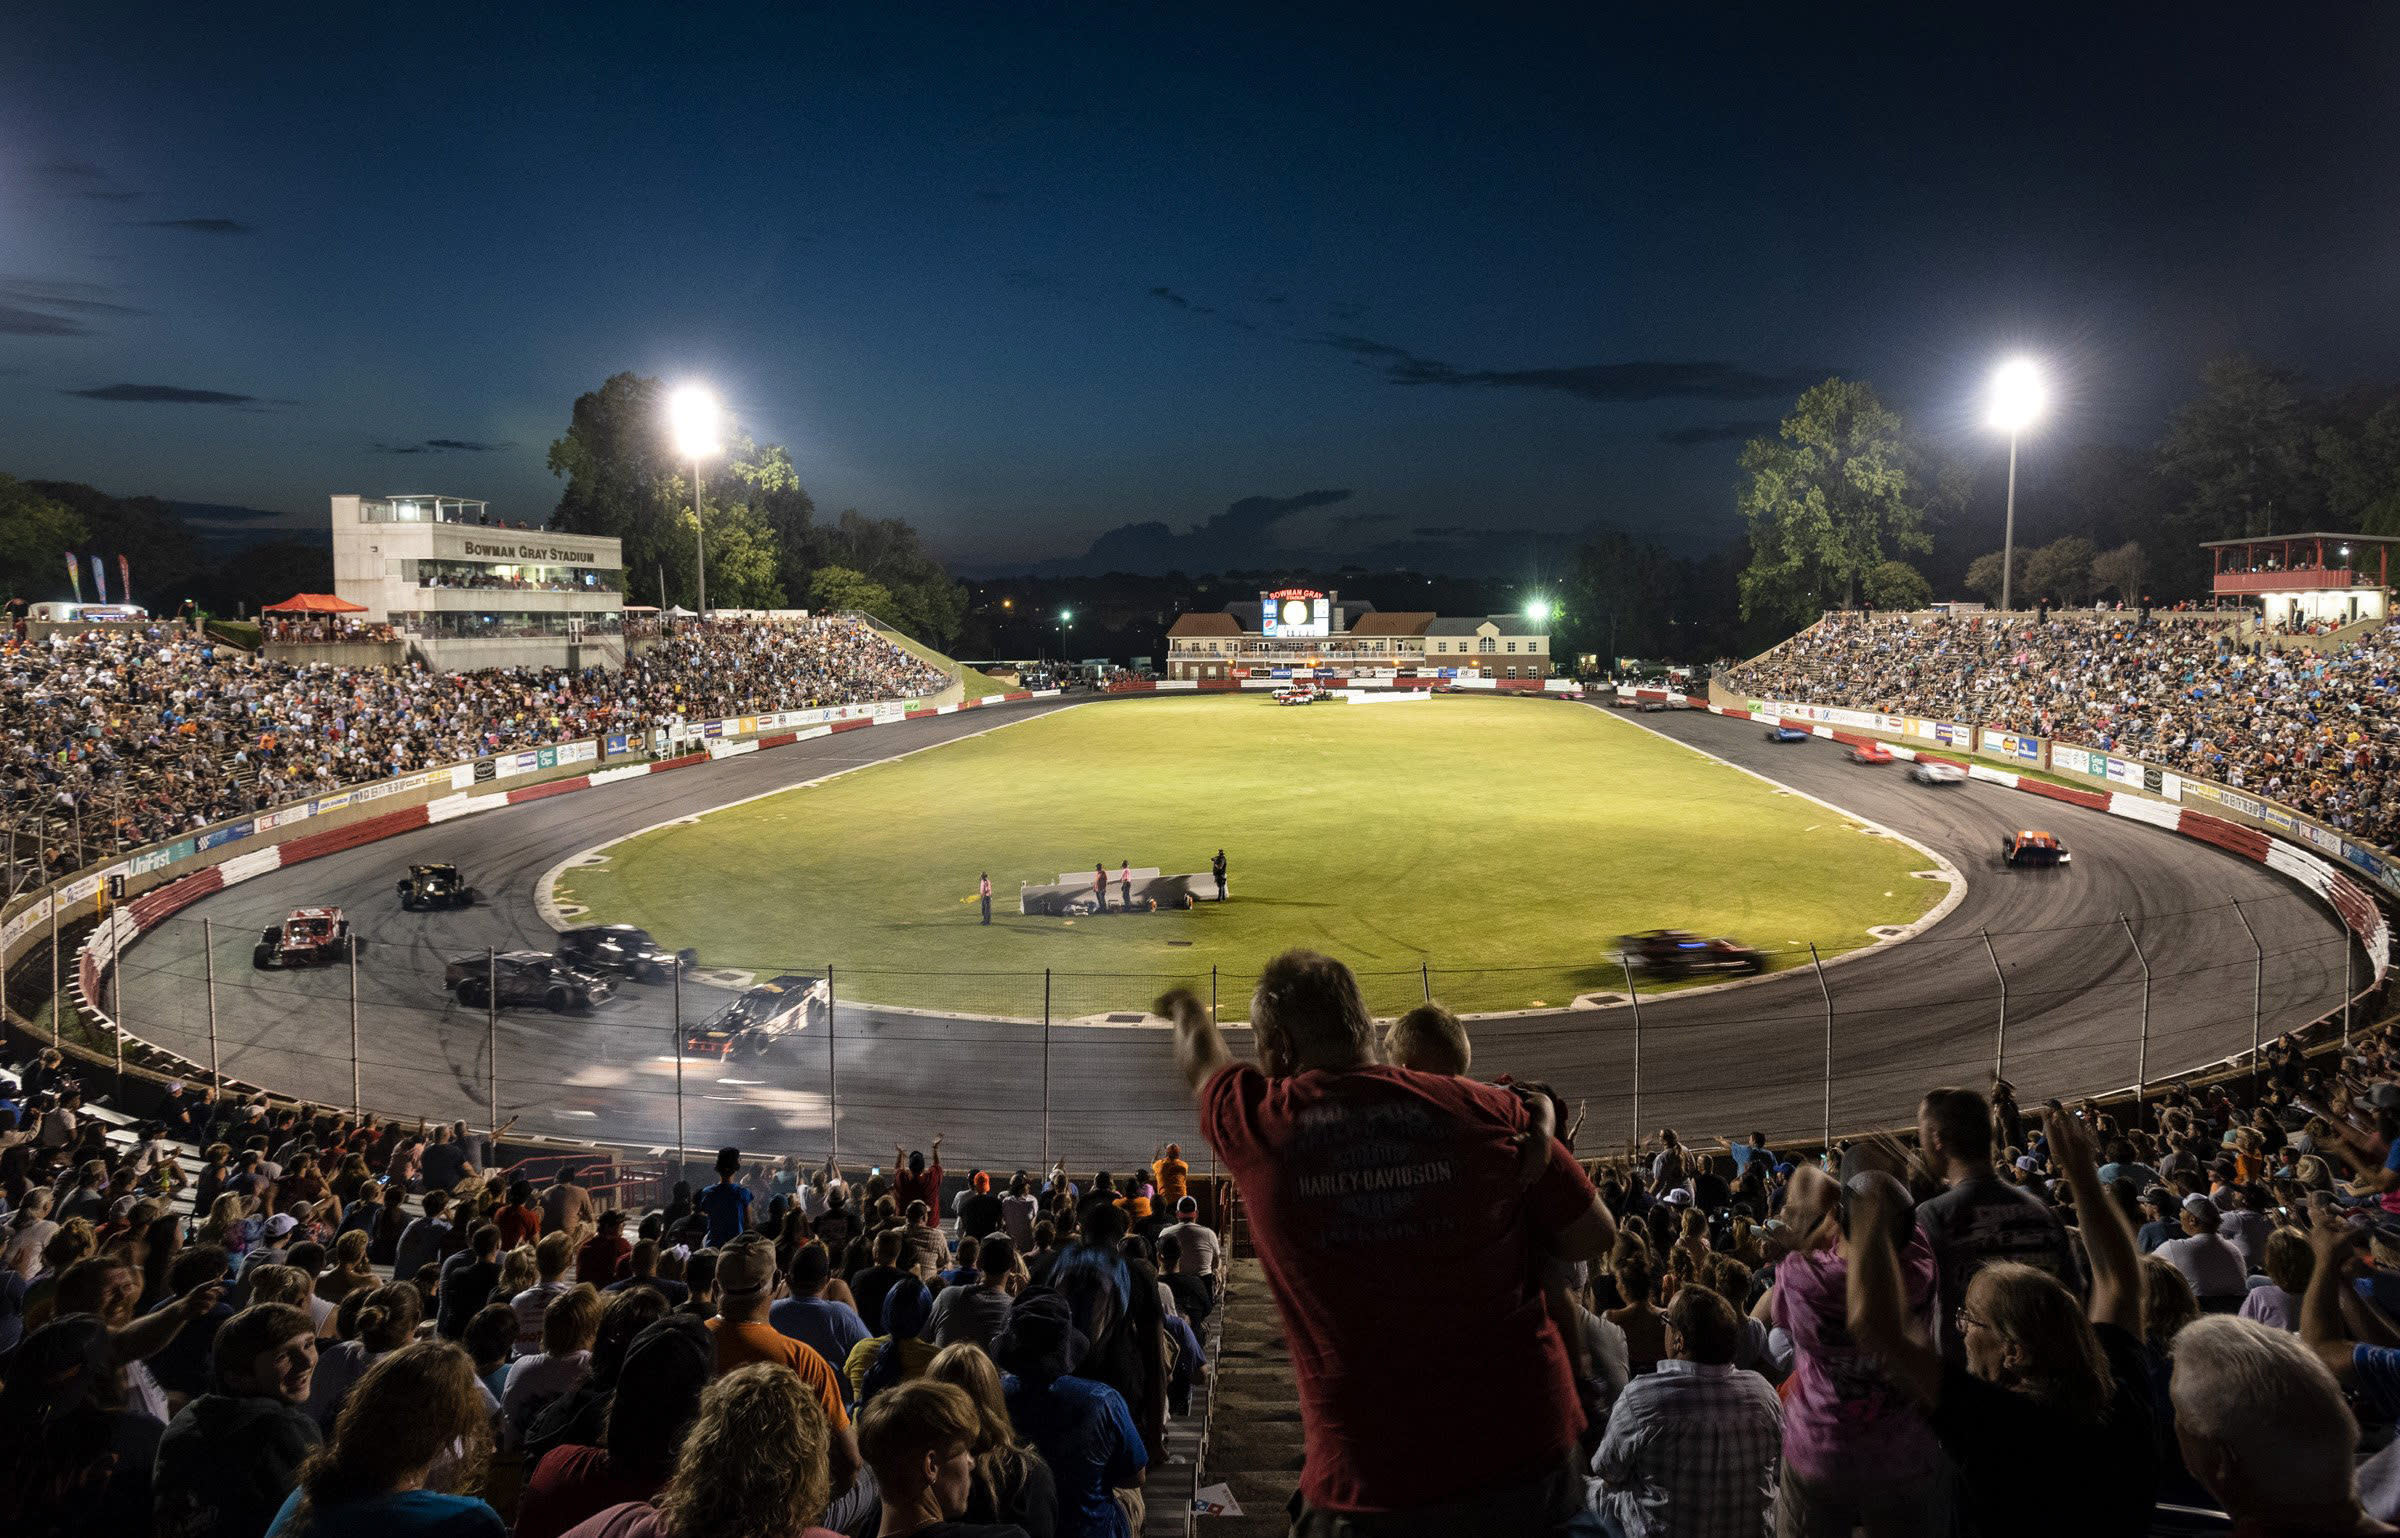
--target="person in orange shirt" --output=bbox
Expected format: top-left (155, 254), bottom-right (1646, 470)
top-left (1151, 1142), bottom-right (1189, 1208)
top-left (705, 1234), bottom-right (861, 1497)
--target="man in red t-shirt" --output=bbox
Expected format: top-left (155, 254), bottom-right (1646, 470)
top-left (892, 1134), bottom-right (945, 1223)
top-left (1161, 951), bottom-right (1613, 1534)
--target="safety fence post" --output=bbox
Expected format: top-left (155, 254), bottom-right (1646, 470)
top-left (111, 941), bottom-right (127, 1104)
top-left (2232, 899), bottom-right (2264, 1093)
top-left (1421, 959), bottom-right (1431, 1003)
top-left (485, 948), bottom-right (499, 1139)
top-left (1209, 964), bottom-right (1218, 1023)
top-left (1042, 968), bottom-right (1053, 1174)
top-left (824, 964), bottom-right (838, 1166)
top-left (2119, 914), bottom-right (2152, 1100)
top-left (347, 934), bottom-right (361, 1121)
top-left (47, 887), bottom-right (60, 1049)
top-left (671, 958), bottom-right (686, 1181)
top-left (204, 917), bottom-right (220, 1088)
top-left (2344, 938), bottom-right (2355, 1051)
top-left (1620, 951), bottom-right (1642, 1147)
top-left (1808, 943), bottom-right (1833, 1149)
top-left (1981, 929), bottom-right (2008, 1083)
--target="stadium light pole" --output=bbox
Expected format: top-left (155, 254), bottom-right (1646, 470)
top-left (1986, 358), bottom-right (2046, 614)
top-left (669, 386), bottom-right (723, 616)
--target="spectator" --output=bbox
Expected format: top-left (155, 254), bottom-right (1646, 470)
top-left (1913, 1086), bottom-right (2077, 1362)
top-left (418, 1124), bottom-right (472, 1194)
top-left (1000, 1173), bottom-right (1040, 1251)
top-left (523, 1287), bottom-right (675, 1461)
top-left (267, 1339), bottom-right (502, 1537)
top-left (515, 1315), bottom-right (712, 1538)
top-left (2217, 1185), bottom-right (2273, 1272)
top-left (2156, 1195), bottom-right (2250, 1310)
top-left (930, 1235), bottom-right (1020, 1352)
top-left (496, 1179), bottom-right (542, 1250)
top-left (1847, 1104), bottom-right (2156, 1538)
top-left (543, 1167), bottom-right (596, 1238)
top-left (856, 1378), bottom-right (1032, 1538)
top-left (703, 1234), bottom-right (861, 1496)
top-left (901, 1201), bottom-right (948, 1277)
top-left (1149, 1144), bottom-right (1188, 1210)
top-left (2170, 1315), bottom-right (2393, 1535)
top-left (153, 1303), bottom-right (322, 1538)
top-left (894, 1136), bottom-right (946, 1223)
top-left (1607, 1240), bottom-right (1668, 1380)
top-left (996, 1291), bottom-right (1140, 1538)
top-left (1039, 1201), bottom-right (1166, 1475)
top-left (850, 1275), bottom-right (940, 1403)
top-left (772, 1240), bottom-right (871, 1371)
top-left (605, 1239), bottom-right (690, 1305)
top-left (1154, 1196), bottom-right (1219, 1306)
top-left (578, 1210), bottom-right (633, 1287)
top-left (145, 1243), bottom-right (238, 1402)
top-left (504, 1282), bottom-right (602, 1446)
top-left (515, 1230), bottom-right (578, 1352)
top-left (958, 1171), bottom-right (1005, 1241)
top-left (437, 1224), bottom-right (504, 1338)
top-left (1768, 1164), bottom-right (1943, 1534)
top-left (2239, 1228), bottom-right (2314, 1331)
top-left (1154, 1235), bottom-right (1211, 1326)
top-left (927, 1341), bottom-right (1059, 1538)
top-left (392, 1190), bottom-right (453, 1283)
top-left (0, 1315), bottom-right (166, 1535)
top-left (1590, 1284), bottom-right (1781, 1538)
top-left (697, 1150), bottom-right (753, 1249)
top-left (1159, 954), bottom-right (1613, 1531)
top-left (463, 1302), bottom-right (519, 1403)
top-left (556, 1361), bottom-right (847, 1538)
top-left (304, 1280), bottom-right (420, 1430)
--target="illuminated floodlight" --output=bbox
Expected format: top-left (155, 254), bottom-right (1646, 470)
top-left (1525, 598), bottom-right (1554, 625)
top-left (1060, 609), bottom-right (1074, 623)
top-left (1987, 358), bottom-right (2046, 434)
top-left (668, 385), bottom-right (722, 459)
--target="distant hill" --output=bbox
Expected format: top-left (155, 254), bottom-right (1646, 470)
top-left (165, 500), bottom-right (326, 554)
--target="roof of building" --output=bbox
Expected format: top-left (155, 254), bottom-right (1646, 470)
top-left (1344, 611), bottom-right (1436, 637)
top-left (2199, 532), bottom-right (2400, 548)
top-left (1167, 611), bottom-right (1244, 637)
top-left (1425, 616), bottom-right (1496, 636)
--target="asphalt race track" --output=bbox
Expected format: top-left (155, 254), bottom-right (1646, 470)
top-left (111, 697), bottom-right (2362, 1170)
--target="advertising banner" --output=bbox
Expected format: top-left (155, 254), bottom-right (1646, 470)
top-left (1978, 728), bottom-right (2041, 762)
top-left (194, 820), bottom-right (254, 853)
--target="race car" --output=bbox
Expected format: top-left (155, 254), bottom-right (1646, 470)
top-left (395, 862), bottom-right (477, 911)
top-left (1848, 743), bottom-right (1895, 765)
top-left (1911, 759), bottom-right (1968, 786)
top-left (445, 951), bottom-right (614, 1012)
top-left (2002, 829), bottom-right (2072, 867)
top-left (1273, 684), bottom-right (1321, 705)
top-left (1638, 699), bottom-right (1670, 713)
top-left (684, 974), bottom-right (828, 1059)
top-left (252, 908), bottom-right (356, 970)
top-left (1618, 929), bottom-right (1769, 979)
top-left (554, 924), bottom-right (698, 984)
top-left (1765, 725), bottom-right (1811, 743)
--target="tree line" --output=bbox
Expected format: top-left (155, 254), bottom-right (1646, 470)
top-left (547, 372), bottom-right (968, 648)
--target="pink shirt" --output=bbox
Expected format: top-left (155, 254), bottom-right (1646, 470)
top-left (1775, 1233), bottom-right (1942, 1489)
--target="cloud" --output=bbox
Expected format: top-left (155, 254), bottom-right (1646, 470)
top-left (1315, 334), bottom-right (1828, 403)
top-left (0, 279), bottom-right (145, 336)
top-left (370, 438), bottom-right (518, 454)
top-left (1149, 286), bottom-right (1206, 313)
top-left (62, 383), bottom-right (256, 404)
top-left (140, 218), bottom-right (253, 235)
top-left (1057, 488), bottom-right (1356, 575)
top-left (0, 304), bottom-right (86, 337)
top-left (37, 158), bottom-right (137, 202)
top-left (1659, 419), bottom-right (1779, 445)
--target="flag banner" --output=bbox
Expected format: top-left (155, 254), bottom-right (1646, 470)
top-left (66, 551), bottom-right (81, 600)
top-left (91, 555), bottom-right (106, 604)
top-left (117, 554), bottom-right (130, 604)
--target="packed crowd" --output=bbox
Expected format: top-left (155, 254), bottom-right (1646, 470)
top-left (1730, 611), bottom-right (2400, 846)
top-left (0, 1061), bottom-right (1215, 1538)
top-left (257, 619), bottom-right (401, 645)
top-left (0, 616), bottom-right (950, 870)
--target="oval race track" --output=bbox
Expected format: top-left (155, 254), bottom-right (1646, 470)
top-left (110, 697), bottom-right (2362, 1169)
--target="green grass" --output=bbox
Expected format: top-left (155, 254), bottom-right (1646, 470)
top-left (878, 625), bottom-right (1009, 699)
top-left (556, 695), bottom-right (1941, 1017)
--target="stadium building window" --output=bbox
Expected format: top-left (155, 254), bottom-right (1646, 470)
top-left (1506, 641), bottom-right (1517, 652)
top-left (1479, 636), bottom-right (1495, 653)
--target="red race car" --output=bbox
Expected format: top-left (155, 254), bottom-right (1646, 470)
top-left (252, 907), bottom-right (356, 970)
top-left (1848, 743), bottom-right (1895, 765)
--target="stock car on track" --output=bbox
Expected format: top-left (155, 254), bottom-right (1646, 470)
top-left (1848, 743), bottom-right (1895, 765)
top-left (1273, 684), bottom-right (1322, 705)
top-left (1618, 929), bottom-right (1770, 979)
top-left (395, 863), bottom-right (478, 910)
top-left (446, 951), bottom-right (615, 1012)
top-left (1912, 759), bottom-right (1968, 786)
top-left (554, 924), bottom-right (698, 984)
top-left (684, 974), bottom-right (828, 1059)
top-left (1638, 698), bottom-right (1670, 713)
top-left (1766, 725), bottom-right (1811, 743)
top-left (2002, 829), bottom-right (2072, 867)
top-left (252, 908), bottom-right (356, 970)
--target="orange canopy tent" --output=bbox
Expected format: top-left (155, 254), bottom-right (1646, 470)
top-left (261, 593), bottom-right (368, 614)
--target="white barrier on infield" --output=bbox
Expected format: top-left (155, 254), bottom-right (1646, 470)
top-left (1341, 688), bottom-right (1428, 704)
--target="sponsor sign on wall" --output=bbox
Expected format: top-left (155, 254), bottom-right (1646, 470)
top-left (1978, 729), bottom-right (2042, 763)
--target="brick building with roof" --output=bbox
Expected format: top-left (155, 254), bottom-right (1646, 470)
top-left (1162, 586), bottom-right (1551, 681)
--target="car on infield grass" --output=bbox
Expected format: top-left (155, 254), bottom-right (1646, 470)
top-left (395, 863), bottom-right (478, 910)
top-left (1848, 743), bottom-right (1895, 765)
top-left (1618, 929), bottom-right (1770, 979)
top-left (252, 908), bottom-right (356, 970)
top-left (2001, 829), bottom-right (2072, 867)
top-left (1766, 725), bottom-right (1811, 743)
top-left (684, 974), bottom-right (828, 1058)
top-left (554, 924), bottom-right (698, 984)
top-left (446, 951), bottom-right (615, 1012)
top-left (1912, 759), bottom-right (1968, 786)
top-left (1273, 684), bottom-right (1321, 705)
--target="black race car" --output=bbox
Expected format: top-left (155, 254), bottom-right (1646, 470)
top-left (2001, 829), bottom-right (2072, 867)
top-left (1618, 928), bottom-right (1770, 979)
top-left (554, 924), bottom-right (698, 984)
top-left (396, 863), bottom-right (478, 910)
top-left (684, 974), bottom-right (828, 1059)
top-left (445, 951), bottom-right (614, 1012)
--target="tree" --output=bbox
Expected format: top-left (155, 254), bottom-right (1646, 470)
top-left (808, 564), bottom-right (896, 618)
top-left (0, 475), bottom-right (86, 602)
top-left (1962, 549), bottom-right (2024, 607)
top-left (1736, 377), bottom-right (1932, 627)
top-left (2090, 541), bottom-right (2147, 603)
top-left (2157, 357), bottom-right (2324, 545)
top-left (2022, 536), bottom-right (2097, 604)
top-left (1861, 559), bottom-right (1931, 612)
top-left (548, 373), bottom-right (687, 606)
top-left (2319, 398), bottom-right (2400, 538)
top-left (694, 500), bottom-right (785, 610)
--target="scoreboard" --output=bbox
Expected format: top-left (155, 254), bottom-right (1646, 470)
top-left (1260, 587), bottom-right (1330, 638)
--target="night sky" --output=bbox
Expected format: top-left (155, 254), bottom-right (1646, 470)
top-left (5, 6), bottom-right (2398, 572)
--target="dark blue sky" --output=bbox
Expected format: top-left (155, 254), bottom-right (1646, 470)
top-left (5, 5), bottom-right (2398, 571)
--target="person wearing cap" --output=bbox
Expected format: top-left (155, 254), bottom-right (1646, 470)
top-left (704, 1234), bottom-right (860, 1495)
top-left (1158, 952), bottom-right (1612, 1532)
top-left (2136, 1187), bottom-right (2179, 1255)
top-left (1913, 1086), bottom-right (2078, 1365)
top-left (957, 1170), bottom-right (1005, 1241)
top-left (998, 1290), bottom-right (1144, 1538)
top-left (2157, 1195), bottom-right (2249, 1309)
top-left (697, 1149), bottom-right (754, 1249)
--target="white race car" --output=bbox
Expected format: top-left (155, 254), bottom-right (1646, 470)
top-left (1273, 684), bottom-right (1321, 706)
top-left (1911, 759), bottom-right (1968, 786)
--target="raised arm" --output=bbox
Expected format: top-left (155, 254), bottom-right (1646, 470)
top-left (2303, 1220), bottom-right (2369, 1384)
top-left (1844, 1179), bottom-right (1941, 1407)
top-left (2043, 1106), bottom-right (2141, 1335)
top-left (1157, 987), bottom-right (1234, 1097)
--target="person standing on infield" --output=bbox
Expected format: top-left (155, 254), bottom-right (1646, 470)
top-left (1094, 862), bottom-right (1108, 913)
top-left (1211, 848), bottom-right (1228, 901)
top-left (1119, 859), bottom-right (1133, 913)
top-left (979, 872), bottom-right (992, 925)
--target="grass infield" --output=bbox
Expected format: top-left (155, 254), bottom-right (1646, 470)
top-left (554, 695), bottom-right (1941, 1018)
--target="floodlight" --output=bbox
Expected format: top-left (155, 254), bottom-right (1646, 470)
top-left (668, 385), bottom-right (722, 459)
top-left (1526, 598), bottom-right (1554, 625)
top-left (1987, 358), bottom-right (2046, 434)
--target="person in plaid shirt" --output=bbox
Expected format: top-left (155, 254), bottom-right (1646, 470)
top-left (1590, 1285), bottom-right (1780, 1538)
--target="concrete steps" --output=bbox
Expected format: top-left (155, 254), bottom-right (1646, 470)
top-left (1186, 1207), bottom-right (1306, 1538)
